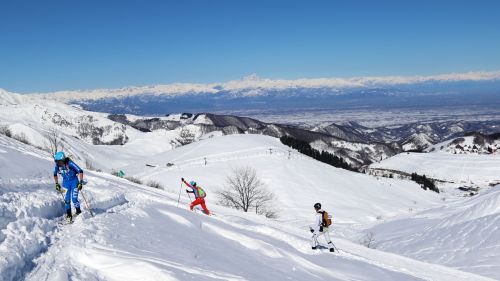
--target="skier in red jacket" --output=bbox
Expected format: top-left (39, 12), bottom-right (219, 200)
top-left (182, 178), bottom-right (210, 215)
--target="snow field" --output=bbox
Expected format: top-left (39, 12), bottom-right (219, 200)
top-left (370, 151), bottom-right (500, 184)
top-left (368, 186), bottom-right (500, 279)
top-left (2, 90), bottom-right (499, 280)
top-left (1, 134), bottom-right (494, 280)
top-left (124, 134), bottom-right (441, 226)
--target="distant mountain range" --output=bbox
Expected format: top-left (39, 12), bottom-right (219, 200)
top-left (109, 113), bottom-right (500, 167)
top-left (2, 71), bottom-right (500, 167)
top-left (1, 87), bottom-right (499, 168)
top-left (17, 71), bottom-right (500, 115)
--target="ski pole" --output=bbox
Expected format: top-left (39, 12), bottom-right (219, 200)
top-left (186, 191), bottom-right (194, 211)
top-left (328, 228), bottom-right (341, 254)
top-left (80, 190), bottom-right (95, 217)
top-left (177, 181), bottom-right (183, 208)
top-left (331, 241), bottom-right (340, 254)
top-left (58, 190), bottom-right (66, 202)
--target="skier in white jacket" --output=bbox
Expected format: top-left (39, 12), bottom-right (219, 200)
top-left (310, 202), bottom-right (334, 252)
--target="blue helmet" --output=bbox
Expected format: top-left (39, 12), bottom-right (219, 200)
top-left (190, 181), bottom-right (197, 186)
top-left (54, 151), bottom-right (65, 161)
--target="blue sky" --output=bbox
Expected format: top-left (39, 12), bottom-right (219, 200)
top-left (1, 0), bottom-right (499, 92)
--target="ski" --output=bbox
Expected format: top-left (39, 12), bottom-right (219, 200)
top-left (192, 207), bottom-right (215, 216)
top-left (57, 212), bottom-right (82, 225)
top-left (313, 244), bottom-right (335, 253)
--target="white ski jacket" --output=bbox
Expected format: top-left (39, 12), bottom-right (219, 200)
top-left (311, 209), bottom-right (326, 233)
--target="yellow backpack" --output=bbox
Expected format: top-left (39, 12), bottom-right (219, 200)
top-left (321, 211), bottom-right (332, 227)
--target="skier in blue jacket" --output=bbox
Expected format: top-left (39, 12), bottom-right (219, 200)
top-left (53, 151), bottom-right (84, 221)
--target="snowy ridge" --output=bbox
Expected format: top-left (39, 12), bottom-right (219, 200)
top-left (0, 90), bottom-right (133, 147)
top-left (402, 133), bottom-right (434, 151)
top-left (11, 70), bottom-right (500, 101)
top-left (0, 89), bottom-right (28, 105)
top-left (427, 135), bottom-right (500, 154)
top-left (0, 134), bottom-right (495, 281)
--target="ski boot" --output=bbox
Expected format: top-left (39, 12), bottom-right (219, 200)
top-left (66, 209), bottom-right (73, 223)
top-left (328, 242), bottom-right (335, 252)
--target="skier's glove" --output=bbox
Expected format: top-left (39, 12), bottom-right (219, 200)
top-left (181, 177), bottom-right (185, 182)
top-left (55, 183), bottom-right (61, 191)
top-left (77, 182), bottom-right (83, 190)
top-left (319, 226), bottom-right (324, 232)
top-left (310, 227), bottom-right (314, 233)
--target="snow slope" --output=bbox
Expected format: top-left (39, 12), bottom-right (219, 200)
top-left (370, 152), bottom-right (500, 184)
top-left (0, 88), bottom-right (441, 225)
top-left (2, 89), bottom-right (499, 280)
top-left (0, 135), bottom-right (494, 281)
top-left (369, 186), bottom-right (500, 279)
top-left (0, 89), bottom-right (131, 147)
top-left (426, 135), bottom-right (500, 154)
top-left (121, 134), bottom-right (441, 225)
top-left (0, 89), bottom-right (207, 171)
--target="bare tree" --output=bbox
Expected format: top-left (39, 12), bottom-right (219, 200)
top-left (176, 127), bottom-right (196, 146)
top-left (44, 128), bottom-right (64, 156)
top-left (217, 166), bottom-right (278, 218)
top-left (360, 232), bottom-right (376, 249)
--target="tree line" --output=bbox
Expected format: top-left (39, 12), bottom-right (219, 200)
top-left (280, 136), bottom-right (355, 171)
top-left (410, 172), bottom-right (439, 193)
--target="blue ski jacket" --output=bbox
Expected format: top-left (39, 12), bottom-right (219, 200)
top-left (54, 160), bottom-right (83, 185)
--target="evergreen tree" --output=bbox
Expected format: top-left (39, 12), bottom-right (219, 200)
top-left (280, 136), bottom-right (356, 172)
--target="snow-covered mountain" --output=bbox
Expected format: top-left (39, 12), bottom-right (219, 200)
top-left (0, 89), bottom-right (130, 146)
top-left (2, 88), bottom-right (500, 170)
top-left (2, 87), bottom-right (500, 280)
top-left (5, 71), bottom-right (497, 115)
top-left (401, 133), bottom-right (435, 151)
top-left (109, 113), bottom-right (399, 167)
top-left (0, 89), bottom-right (398, 168)
top-left (316, 120), bottom-right (500, 152)
top-left (426, 133), bottom-right (500, 154)
top-left (27, 71), bottom-right (500, 101)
